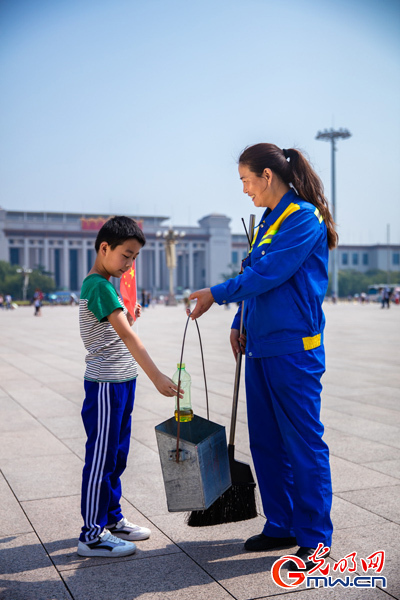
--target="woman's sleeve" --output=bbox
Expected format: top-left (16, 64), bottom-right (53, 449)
top-left (211, 210), bottom-right (324, 305)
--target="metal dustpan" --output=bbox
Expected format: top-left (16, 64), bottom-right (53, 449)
top-left (155, 318), bottom-right (231, 512)
top-left (155, 415), bottom-right (231, 512)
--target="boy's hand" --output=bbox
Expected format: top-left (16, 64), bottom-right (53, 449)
top-left (126, 303), bottom-right (142, 326)
top-left (154, 373), bottom-right (184, 398)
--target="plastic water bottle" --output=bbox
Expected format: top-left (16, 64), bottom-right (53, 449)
top-left (172, 363), bottom-right (193, 422)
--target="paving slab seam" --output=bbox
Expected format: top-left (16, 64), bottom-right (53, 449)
top-left (0, 381), bottom-right (80, 417)
top-left (0, 468), bottom-right (75, 599)
top-left (333, 492), bottom-right (400, 524)
top-left (358, 464), bottom-right (400, 480)
top-left (0, 386), bottom-right (86, 462)
top-left (58, 549), bottom-right (184, 572)
top-left (323, 394), bottom-right (400, 414)
top-left (324, 424), bottom-right (400, 452)
top-left (20, 493), bottom-right (83, 504)
top-left (0, 353), bottom-right (83, 383)
top-left (64, 550), bottom-right (238, 599)
top-left (121, 499), bottom-right (240, 600)
top-left (334, 486), bottom-right (399, 504)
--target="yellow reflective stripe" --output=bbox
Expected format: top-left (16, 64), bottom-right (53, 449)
top-left (302, 334), bottom-right (321, 351)
top-left (249, 226), bottom-right (259, 253)
top-left (261, 228), bottom-right (278, 239)
top-left (314, 207), bottom-right (323, 224)
top-left (258, 203), bottom-right (300, 248)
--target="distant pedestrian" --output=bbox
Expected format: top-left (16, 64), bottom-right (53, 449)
top-left (33, 289), bottom-right (43, 316)
top-left (0, 294), bottom-right (3, 309)
top-left (34, 297), bottom-right (41, 316)
top-left (381, 286), bottom-right (391, 309)
top-left (5, 294), bottom-right (12, 309)
top-left (77, 216), bottom-right (181, 559)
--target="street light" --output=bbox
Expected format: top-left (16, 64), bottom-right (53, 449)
top-left (316, 127), bottom-right (351, 299)
top-left (156, 228), bottom-right (186, 306)
top-left (16, 266), bottom-right (33, 301)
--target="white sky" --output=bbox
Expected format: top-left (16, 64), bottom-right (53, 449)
top-left (1, 0), bottom-right (399, 244)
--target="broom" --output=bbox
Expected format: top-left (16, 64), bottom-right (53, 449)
top-left (187, 215), bottom-right (258, 526)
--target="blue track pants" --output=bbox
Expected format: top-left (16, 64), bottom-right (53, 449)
top-left (245, 347), bottom-right (333, 548)
top-left (80, 379), bottom-right (136, 542)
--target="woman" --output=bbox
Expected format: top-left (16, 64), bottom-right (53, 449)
top-left (189, 143), bottom-right (336, 570)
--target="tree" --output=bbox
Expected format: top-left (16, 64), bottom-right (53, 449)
top-left (0, 261), bottom-right (56, 300)
top-left (327, 269), bottom-right (399, 298)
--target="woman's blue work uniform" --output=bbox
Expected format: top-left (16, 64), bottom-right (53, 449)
top-left (211, 188), bottom-right (333, 548)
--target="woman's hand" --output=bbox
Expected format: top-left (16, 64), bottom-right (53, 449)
top-left (188, 288), bottom-right (214, 319)
top-left (230, 328), bottom-right (247, 359)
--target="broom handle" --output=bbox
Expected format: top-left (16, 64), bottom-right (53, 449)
top-left (229, 213), bottom-right (256, 447)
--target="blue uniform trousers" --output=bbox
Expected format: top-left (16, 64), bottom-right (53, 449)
top-left (245, 347), bottom-right (333, 548)
top-left (80, 379), bottom-right (136, 542)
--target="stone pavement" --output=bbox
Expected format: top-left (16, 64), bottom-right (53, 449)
top-left (0, 301), bottom-right (399, 600)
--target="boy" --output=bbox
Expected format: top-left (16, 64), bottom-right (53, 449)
top-left (77, 216), bottom-right (180, 558)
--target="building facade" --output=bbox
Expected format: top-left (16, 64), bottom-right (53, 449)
top-left (0, 209), bottom-right (233, 294)
top-left (230, 238), bottom-right (400, 278)
top-left (335, 244), bottom-right (400, 274)
top-left (0, 208), bottom-right (399, 294)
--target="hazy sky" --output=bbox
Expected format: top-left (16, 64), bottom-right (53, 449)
top-left (1, 0), bottom-right (399, 244)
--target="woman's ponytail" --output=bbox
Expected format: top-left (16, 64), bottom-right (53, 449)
top-left (286, 148), bottom-right (338, 250)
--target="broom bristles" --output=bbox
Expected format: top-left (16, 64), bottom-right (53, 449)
top-left (187, 482), bottom-right (257, 527)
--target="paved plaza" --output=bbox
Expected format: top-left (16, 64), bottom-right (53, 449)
top-left (0, 301), bottom-right (399, 600)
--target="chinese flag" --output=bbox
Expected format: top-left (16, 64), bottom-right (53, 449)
top-left (120, 262), bottom-right (137, 321)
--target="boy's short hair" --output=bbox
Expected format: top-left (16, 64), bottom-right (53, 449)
top-left (95, 216), bottom-right (146, 252)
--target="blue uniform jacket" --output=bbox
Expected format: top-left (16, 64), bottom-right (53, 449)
top-left (211, 189), bottom-right (329, 358)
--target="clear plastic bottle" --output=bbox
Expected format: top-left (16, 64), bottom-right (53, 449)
top-left (172, 363), bottom-right (193, 422)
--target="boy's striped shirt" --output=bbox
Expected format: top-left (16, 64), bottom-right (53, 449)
top-left (79, 274), bottom-right (138, 382)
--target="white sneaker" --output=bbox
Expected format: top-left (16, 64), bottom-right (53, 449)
top-left (108, 517), bottom-right (151, 541)
top-left (77, 529), bottom-right (136, 557)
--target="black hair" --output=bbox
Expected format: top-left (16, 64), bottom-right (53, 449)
top-left (95, 216), bottom-right (146, 252)
top-left (239, 143), bottom-right (338, 249)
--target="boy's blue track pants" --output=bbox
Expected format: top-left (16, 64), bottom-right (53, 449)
top-left (80, 379), bottom-right (136, 542)
top-left (245, 347), bottom-right (333, 548)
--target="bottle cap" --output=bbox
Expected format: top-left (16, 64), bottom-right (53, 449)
top-left (177, 363), bottom-right (185, 369)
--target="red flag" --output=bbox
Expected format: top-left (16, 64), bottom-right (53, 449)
top-left (120, 262), bottom-right (137, 321)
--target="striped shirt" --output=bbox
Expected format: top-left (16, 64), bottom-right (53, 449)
top-left (79, 274), bottom-right (138, 382)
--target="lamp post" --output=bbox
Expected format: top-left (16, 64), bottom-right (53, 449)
top-left (156, 228), bottom-right (186, 306)
top-left (16, 266), bottom-right (33, 301)
top-left (316, 127), bottom-right (351, 300)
